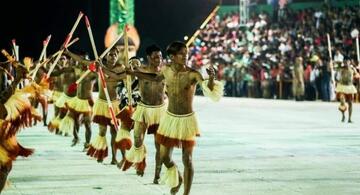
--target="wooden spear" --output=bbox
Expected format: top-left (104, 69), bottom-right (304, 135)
top-left (30, 37), bottom-right (79, 80)
top-left (123, 24), bottom-right (133, 107)
top-left (39, 35), bottom-right (52, 62)
top-left (46, 11), bottom-right (84, 78)
top-left (74, 16), bottom-right (124, 85)
top-left (186, 6), bottom-right (220, 47)
top-left (83, 15), bottom-right (120, 130)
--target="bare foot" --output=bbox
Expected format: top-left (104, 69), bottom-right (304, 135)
top-left (170, 175), bottom-right (182, 195)
top-left (341, 115), bottom-right (345, 122)
top-left (136, 170), bottom-right (144, 177)
top-left (4, 180), bottom-right (11, 189)
top-left (110, 159), bottom-right (118, 165)
top-left (82, 143), bottom-right (90, 152)
top-left (153, 176), bottom-right (160, 184)
top-left (97, 159), bottom-right (103, 163)
top-left (348, 119), bottom-right (353, 123)
top-left (71, 138), bottom-right (79, 147)
top-left (117, 158), bottom-right (125, 169)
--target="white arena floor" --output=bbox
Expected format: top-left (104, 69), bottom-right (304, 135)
top-left (4, 96), bottom-right (360, 195)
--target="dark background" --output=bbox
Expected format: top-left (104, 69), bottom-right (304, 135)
top-left (0, 0), bottom-right (236, 60)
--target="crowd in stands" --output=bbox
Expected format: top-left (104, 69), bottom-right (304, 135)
top-left (188, 2), bottom-right (360, 101)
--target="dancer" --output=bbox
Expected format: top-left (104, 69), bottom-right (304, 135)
top-left (121, 45), bottom-right (166, 184)
top-left (86, 47), bottom-right (126, 164)
top-left (0, 63), bottom-right (42, 192)
top-left (61, 50), bottom-right (97, 149)
top-left (335, 60), bottom-right (357, 123)
top-left (129, 41), bottom-right (223, 195)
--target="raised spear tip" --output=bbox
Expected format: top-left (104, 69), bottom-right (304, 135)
top-left (43, 35), bottom-right (51, 45)
top-left (85, 15), bottom-right (90, 28)
top-left (63, 34), bottom-right (71, 47)
top-left (72, 37), bottom-right (80, 42)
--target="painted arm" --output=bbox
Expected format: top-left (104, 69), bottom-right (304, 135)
top-left (129, 70), bottom-right (164, 82)
top-left (102, 67), bottom-right (126, 81)
top-left (50, 67), bottom-right (73, 76)
top-left (64, 50), bottom-right (91, 66)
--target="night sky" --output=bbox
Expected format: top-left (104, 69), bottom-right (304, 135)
top-left (0, 0), bottom-right (237, 60)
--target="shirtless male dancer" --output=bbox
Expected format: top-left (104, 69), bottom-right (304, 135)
top-left (48, 55), bottom-right (77, 135)
top-left (61, 50), bottom-right (97, 149)
top-left (129, 41), bottom-right (223, 195)
top-left (335, 59), bottom-right (358, 122)
top-left (121, 45), bottom-right (166, 184)
top-left (86, 47), bottom-right (127, 164)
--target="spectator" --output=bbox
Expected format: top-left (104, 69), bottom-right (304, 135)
top-left (188, 3), bottom-right (360, 102)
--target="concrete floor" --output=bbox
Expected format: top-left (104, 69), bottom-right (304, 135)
top-left (3, 97), bottom-right (360, 195)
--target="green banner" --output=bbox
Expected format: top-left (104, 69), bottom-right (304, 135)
top-left (110, 0), bottom-right (135, 34)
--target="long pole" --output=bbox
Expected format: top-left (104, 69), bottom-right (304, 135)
top-left (11, 39), bottom-right (19, 61)
top-left (75, 19), bottom-right (124, 85)
top-left (46, 12), bottom-right (84, 78)
top-left (84, 15), bottom-right (119, 130)
top-left (39, 35), bottom-right (52, 62)
top-left (31, 38), bottom-right (79, 79)
top-left (327, 33), bottom-right (335, 79)
top-left (186, 6), bottom-right (220, 47)
top-left (124, 25), bottom-right (133, 107)
top-left (356, 36), bottom-right (359, 65)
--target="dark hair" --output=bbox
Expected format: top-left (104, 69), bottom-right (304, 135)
top-left (166, 41), bottom-right (186, 56)
top-left (129, 56), bottom-right (140, 61)
top-left (72, 48), bottom-right (90, 59)
top-left (71, 48), bottom-right (86, 56)
top-left (109, 46), bottom-right (119, 53)
top-left (145, 44), bottom-right (161, 56)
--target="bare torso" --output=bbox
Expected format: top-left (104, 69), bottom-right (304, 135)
top-left (78, 72), bottom-right (96, 100)
top-left (340, 67), bottom-right (353, 85)
top-left (62, 68), bottom-right (77, 97)
top-left (34, 67), bottom-right (46, 84)
top-left (139, 66), bottom-right (165, 105)
top-left (52, 75), bottom-right (63, 92)
top-left (49, 66), bottom-right (62, 92)
top-left (98, 65), bottom-right (125, 101)
top-left (163, 65), bottom-right (199, 115)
